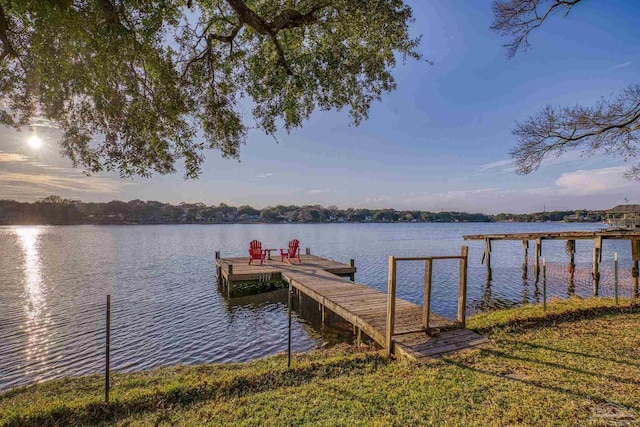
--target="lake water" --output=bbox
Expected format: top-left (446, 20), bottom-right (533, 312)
top-left (1, 222), bottom-right (634, 391)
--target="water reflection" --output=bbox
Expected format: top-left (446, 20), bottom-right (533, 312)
top-left (16, 227), bottom-right (51, 379)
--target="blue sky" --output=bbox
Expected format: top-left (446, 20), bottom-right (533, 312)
top-left (1, 0), bottom-right (640, 213)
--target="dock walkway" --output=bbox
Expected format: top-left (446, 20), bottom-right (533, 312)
top-left (215, 254), bottom-right (488, 361)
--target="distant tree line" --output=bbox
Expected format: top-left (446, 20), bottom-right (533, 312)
top-left (494, 210), bottom-right (605, 223)
top-left (0, 196), bottom-right (604, 225)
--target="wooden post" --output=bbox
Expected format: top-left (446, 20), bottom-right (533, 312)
top-left (522, 240), bottom-right (528, 279)
top-left (614, 252), bottom-right (619, 305)
top-left (542, 258), bottom-right (547, 311)
top-left (534, 238), bottom-right (542, 283)
top-left (633, 240), bottom-right (640, 299)
top-left (482, 238), bottom-right (492, 280)
top-left (105, 294), bottom-right (111, 403)
top-left (356, 326), bottom-right (362, 346)
top-left (227, 264), bottom-right (233, 298)
top-left (305, 247), bottom-right (311, 255)
top-left (592, 237), bottom-right (602, 296)
top-left (385, 256), bottom-right (397, 357)
top-left (321, 305), bottom-right (326, 326)
top-left (458, 246), bottom-right (469, 327)
top-left (422, 259), bottom-right (433, 331)
top-left (567, 238), bottom-right (576, 277)
top-left (215, 250), bottom-right (220, 259)
top-left (287, 282), bottom-right (292, 368)
top-left (349, 259), bottom-right (355, 281)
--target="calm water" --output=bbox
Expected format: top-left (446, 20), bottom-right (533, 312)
top-left (1, 222), bottom-right (632, 391)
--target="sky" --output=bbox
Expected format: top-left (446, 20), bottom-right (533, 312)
top-left (1, 0), bottom-right (640, 213)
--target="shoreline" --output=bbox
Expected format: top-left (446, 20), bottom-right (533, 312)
top-left (2, 298), bottom-right (638, 425)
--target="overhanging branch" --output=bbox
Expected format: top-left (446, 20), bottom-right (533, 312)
top-left (0, 4), bottom-right (17, 61)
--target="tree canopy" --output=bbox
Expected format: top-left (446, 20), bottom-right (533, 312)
top-left (0, 0), bottom-right (421, 178)
top-left (491, 0), bottom-right (640, 179)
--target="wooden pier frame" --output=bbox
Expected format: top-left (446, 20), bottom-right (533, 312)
top-left (384, 247), bottom-right (485, 359)
top-left (465, 230), bottom-right (640, 300)
top-left (216, 250), bottom-right (487, 361)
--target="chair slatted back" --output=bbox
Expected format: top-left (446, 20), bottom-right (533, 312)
top-left (288, 239), bottom-right (299, 258)
top-left (249, 240), bottom-right (263, 258)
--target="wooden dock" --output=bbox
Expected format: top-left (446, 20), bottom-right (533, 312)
top-left (464, 230), bottom-right (640, 298)
top-left (215, 251), bottom-right (489, 361)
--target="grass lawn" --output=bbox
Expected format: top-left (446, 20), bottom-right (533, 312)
top-left (1, 297), bottom-right (639, 426)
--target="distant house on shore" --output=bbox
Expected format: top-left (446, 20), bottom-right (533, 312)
top-left (606, 204), bottom-right (640, 229)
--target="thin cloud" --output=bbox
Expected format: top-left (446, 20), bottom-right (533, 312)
top-left (0, 152), bottom-right (29, 162)
top-left (257, 173), bottom-right (273, 179)
top-left (611, 61), bottom-right (632, 70)
top-left (307, 189), bottom-right (330, 195)
top-left (473, 159), bottom-right (518, 176)
top-left (0, 172), bottom-right (121, 195)
top-left (474, 151), bottom-right (617, 177)
top-left (555, 166), bottom-right (632, 195)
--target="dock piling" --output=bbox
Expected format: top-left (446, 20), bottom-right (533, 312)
top-left (566, 240), bottom-right (576, 295)
top-left (457, 246), bottom-right (469, 327)
top-left (422, 259), bottom-right (433, 331)
top-left (227, 264), bottom-right (233, 298)
top-left (385, 256), bottom-right (397, 357)
top-left (522, 240), bottom-right (528, 279)
top-left (482, 238), bottom-right (492, 280)
top-left (349, 259), bottom-right (355, 281)
top-left (534, 238), bottom-right (542, 283)
top-left (592, 237), bottom-right (602, 296)
top-left (542, 258), bottom-right (547, 311)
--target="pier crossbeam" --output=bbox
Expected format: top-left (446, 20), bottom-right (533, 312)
top-left (215, 254), bottom-right (489, 361)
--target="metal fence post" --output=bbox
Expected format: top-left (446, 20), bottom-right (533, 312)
top-left (542, 258), bottom-right (547, 311)
top-left (457, 246), bottom-right (468, 327)
top-left (614, 252), bottom-right (619, 305)
top-left (105, 294), bottom-right (111, 403)
top-left (287, 282), bottom-right (293, 368)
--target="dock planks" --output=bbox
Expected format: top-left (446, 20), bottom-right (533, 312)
top-left (216, 254), bottom-right (489, 360)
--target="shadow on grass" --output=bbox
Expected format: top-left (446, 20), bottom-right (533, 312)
top-left (4, 354), bottom-right (388, 427)
top-left (443, 356), bottom-right (640, 413)
top-left (482, 348), bottom-right (640, 387)
top-left (472, 303), bottom-right (640, 335)
top-left (500, 340), bottom-right (640, 369)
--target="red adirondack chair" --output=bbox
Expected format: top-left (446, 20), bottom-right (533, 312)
top-left (280, 239), bottom-right (301, 264)
top-left (248, 240), bottom-right (266, 265)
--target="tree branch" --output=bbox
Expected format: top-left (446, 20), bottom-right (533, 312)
top-left (511, 84), bottom-right (640, 174)
top-left (225, 0), bottom-right (271, 34)
top-left (222, 0), bottom-right (331, 75)
top-left (491, 0), bottom-right (582, 58)
top-left (0, 4), bottom-right (17, 61)
top-left (209, 22), bottom-right (243, 44)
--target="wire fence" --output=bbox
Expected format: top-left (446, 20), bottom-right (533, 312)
top-left (528, 256), bottom-right (638, 301)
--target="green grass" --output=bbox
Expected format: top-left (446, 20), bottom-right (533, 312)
top-left (2, 297), bottom-right (639, 426)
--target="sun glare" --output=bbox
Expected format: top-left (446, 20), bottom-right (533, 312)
top-left (27, 135), bottom-right (42, 149)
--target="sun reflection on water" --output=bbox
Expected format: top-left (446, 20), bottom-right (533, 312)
top-left (16, 227), bottom-right (51, 378)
